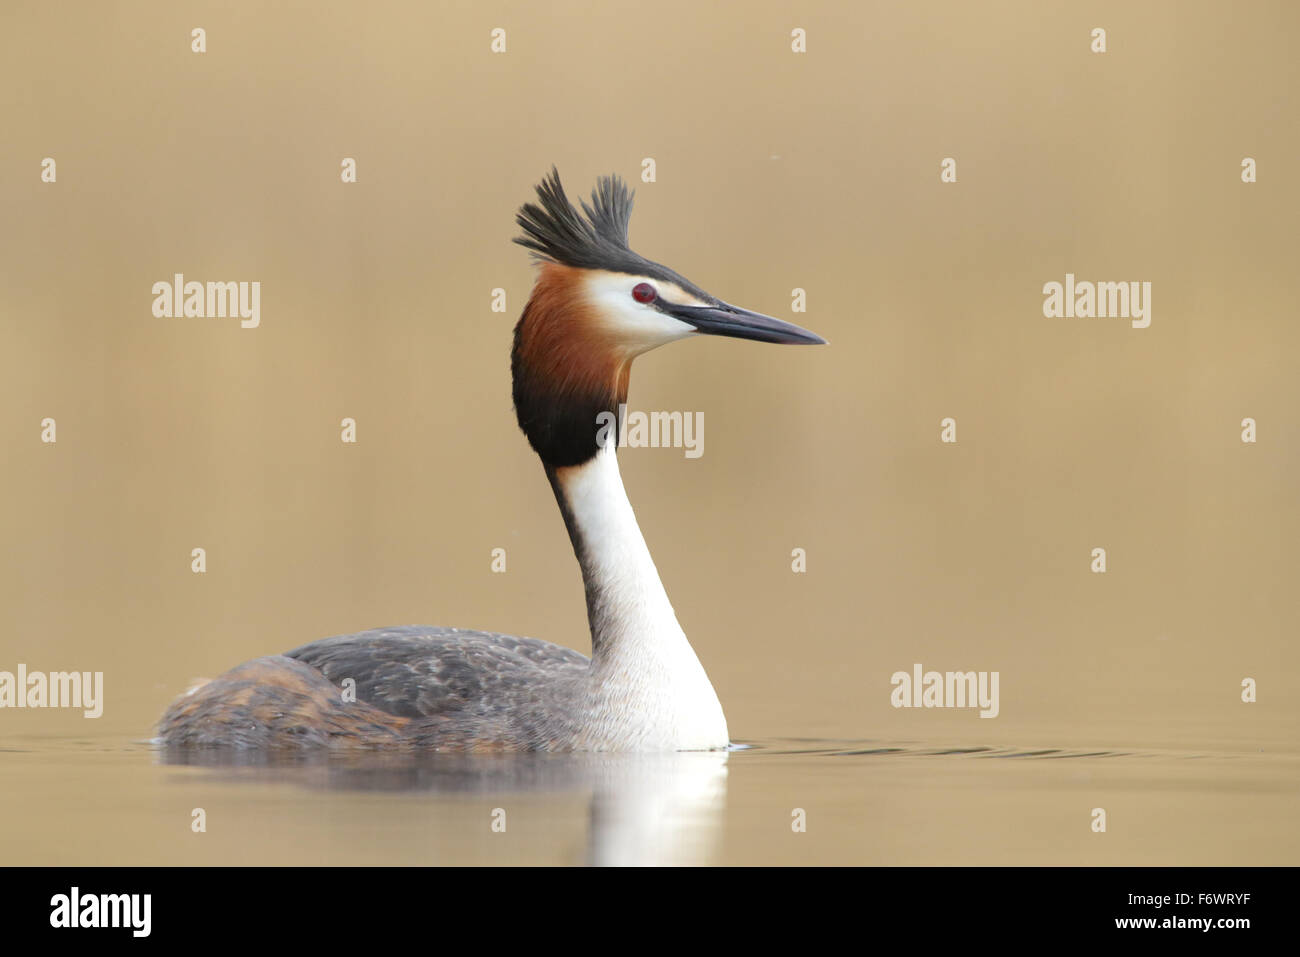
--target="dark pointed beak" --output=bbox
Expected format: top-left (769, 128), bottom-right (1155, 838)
top-left (664, 301), bottom-right (827, 345)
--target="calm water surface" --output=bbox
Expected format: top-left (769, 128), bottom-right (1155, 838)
top-left (3, 734), bottom-right (1296, 866)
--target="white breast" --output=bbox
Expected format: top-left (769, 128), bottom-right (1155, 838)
top-left (555, 443), bottom-right (729, 751)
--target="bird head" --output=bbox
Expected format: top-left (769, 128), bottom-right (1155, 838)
top-left (512, 168), bottom-right (825, 467)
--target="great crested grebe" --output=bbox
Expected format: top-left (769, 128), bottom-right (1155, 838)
top-left (158, 169), bottom-right (825, 752)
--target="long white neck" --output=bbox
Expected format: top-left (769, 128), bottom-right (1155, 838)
top-left (549, 443), bottom-right (729, 751)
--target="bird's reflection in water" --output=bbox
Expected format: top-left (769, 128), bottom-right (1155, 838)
top-left (158, 747), bottom-right (728, 866)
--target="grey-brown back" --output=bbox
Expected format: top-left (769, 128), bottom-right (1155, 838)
top-left (288, 626), bottom-right (591, 748)
top-left (159, 626), bottom-right (592, 752)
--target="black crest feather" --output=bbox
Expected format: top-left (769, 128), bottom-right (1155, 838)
top-left (514, 168), bottom-right (712, 299)
top-left (514, 167), bottom-right (637, 270)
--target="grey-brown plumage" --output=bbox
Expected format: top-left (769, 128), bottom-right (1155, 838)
top-left (157, 627), bottom-right (590, 751)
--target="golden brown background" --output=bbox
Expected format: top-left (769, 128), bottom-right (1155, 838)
top-left (1, 0), bottom-right (1296, 864)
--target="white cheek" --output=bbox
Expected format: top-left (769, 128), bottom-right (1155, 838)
top-left (610, 299), bottom-right (696, 351)
top-left (585, 275), bottom-right (697, 353)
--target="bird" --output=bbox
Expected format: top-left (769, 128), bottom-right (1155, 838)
top-left (157, 168), bottom-right (825, 753)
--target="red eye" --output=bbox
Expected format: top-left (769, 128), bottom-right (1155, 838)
top-left (632, 282), bottom-right (657, 304)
